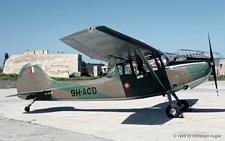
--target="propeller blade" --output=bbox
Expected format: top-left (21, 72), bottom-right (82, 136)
top-left (208, 34), bottom-right (219, 96)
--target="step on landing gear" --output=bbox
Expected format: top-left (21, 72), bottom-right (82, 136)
top-left (24, 97), bottom-right (36, 112)
top-left (165, 91), bottom-right (189, 118)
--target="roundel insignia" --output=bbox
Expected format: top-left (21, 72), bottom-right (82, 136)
top-left (124, 82), bottom-right (131, 90)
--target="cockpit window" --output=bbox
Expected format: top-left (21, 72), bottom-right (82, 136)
top-left (161, 52), bottom-right (171, 65)
top-left (144, 52), bottom-right (171, 70)
top-left (105, 52), bottom-right (171, 78)
top-left (106, 63), bottom-right (133, 77)
top-left (117, 65), bottom-right (123, 75)
top-left (115, 63), bottom-right (132, 76)
top-left (124, 63), bottom-right (132, 74)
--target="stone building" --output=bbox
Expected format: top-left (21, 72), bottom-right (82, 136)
top-left (86, 63), bottom-right (104, 76)
top-left (3, 50), bottom-right (82, 78)
top-left (220, 62), bottom-right (225, 75)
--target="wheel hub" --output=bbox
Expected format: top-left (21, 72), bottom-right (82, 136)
top-left (170, 108), bottom-right (177, 115)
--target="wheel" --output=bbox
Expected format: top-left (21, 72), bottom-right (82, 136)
top-left (166, 104), bottom-right (180, 118)
top-left (24, 106), bottom-right (30, 112)
top-left (177, 100), bottom-right (189, 112)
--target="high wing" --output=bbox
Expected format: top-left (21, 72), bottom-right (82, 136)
top-left (60, 26), bottom-right (164, 63)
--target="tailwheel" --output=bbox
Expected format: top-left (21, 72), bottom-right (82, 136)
top-left (177, 100), bottom-right (189, 112)
top-left (24, 96), bottom-right (36, 112)
top-left (166, 104), bottom-right (180, 118)
top-left (24, 106), bottom-right (30, 112)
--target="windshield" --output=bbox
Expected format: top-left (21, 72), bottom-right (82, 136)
top-left (161, 52), bottom-right (171, 65)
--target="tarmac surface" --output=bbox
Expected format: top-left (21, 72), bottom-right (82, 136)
top-left (0, 81), bottom-right (225, 141)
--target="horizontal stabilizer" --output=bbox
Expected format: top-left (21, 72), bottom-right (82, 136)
top-left (6, 90), bottom-right (51, 97)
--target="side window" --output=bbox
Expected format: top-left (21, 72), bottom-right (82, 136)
top-left (134, 57), bottom-right (149, 76)
top-left (124, 63), bottom-right (132, 74)
top-left (117, 65), bottom-right (123, 75)
top-left (117, 63), bottom-right (132, 75)
top-left (106, 67), bottom-right (115, 78)
top-left (132, 62), bottom-right (139, 75)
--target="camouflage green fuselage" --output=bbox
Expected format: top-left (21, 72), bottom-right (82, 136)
top-left (17, 61), bottom-right (211, 101)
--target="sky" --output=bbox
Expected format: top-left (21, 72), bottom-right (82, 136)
top-left (0, 0), bottom-right (224, 68)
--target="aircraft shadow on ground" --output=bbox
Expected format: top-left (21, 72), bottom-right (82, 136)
top-left (24, 99), bottom-right (225, 125)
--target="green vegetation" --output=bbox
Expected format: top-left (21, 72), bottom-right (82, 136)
top-left (208, 75), bottom-right (225, 81)
top-left (3, 52), bottom-right (9, 68)
top-left (0, 73), bottom-right (18, 80)
top-left (108, 63), bottom-right (115, 70)
top-left (81, 61), bottom-right (89, 76)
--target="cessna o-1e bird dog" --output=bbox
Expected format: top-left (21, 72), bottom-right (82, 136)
top-left (7, 26), bottom-right (218, 118)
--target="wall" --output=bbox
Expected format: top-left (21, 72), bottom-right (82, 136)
top-left (3, 54), bottom-right (82, 78)
top-left (220, 62), bottom-right (225, 75)
top-left (86, 63), bottom-right (104, 76)
top-left (0, 80), bottom-right (16, 88)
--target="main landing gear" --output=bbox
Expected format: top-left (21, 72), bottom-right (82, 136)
top-left (24, 97), bottom-right (36, 112)
top-left (165, 91), bottom-right (189, 118)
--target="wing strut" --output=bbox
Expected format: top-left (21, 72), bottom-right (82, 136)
top-left (136, 48), bottom-right (166, 91)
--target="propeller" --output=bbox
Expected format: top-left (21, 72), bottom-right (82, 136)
top-left (208, 33), bottom-right (219, 96)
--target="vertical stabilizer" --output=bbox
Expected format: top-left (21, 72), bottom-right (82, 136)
top-left (17, 63), bottom-right (52, 94)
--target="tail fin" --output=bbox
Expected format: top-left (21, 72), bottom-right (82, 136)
top-left (17, 63), bottom-right (52, 94)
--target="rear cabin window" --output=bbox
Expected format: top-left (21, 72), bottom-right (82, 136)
top-left (124, 64), bottom-right (132, 74)
top-left (117, 63), bottom-right (132, 75)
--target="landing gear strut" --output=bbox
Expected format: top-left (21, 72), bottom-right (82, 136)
top-left (24, 97), bottom-right (36, 112)
top-left (165, 91), bottom-right (189, 118)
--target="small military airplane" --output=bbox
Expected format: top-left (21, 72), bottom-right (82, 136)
top-left (7, 26), bottom-right (218, 118)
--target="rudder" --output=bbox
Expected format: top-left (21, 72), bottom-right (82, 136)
top-left (17, 63), bottom-right (52, 94)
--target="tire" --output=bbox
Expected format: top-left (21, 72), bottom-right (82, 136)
top-left (166, 104), bottom-right (180, 118)
top-left (177, 100), bottom-right (189, 112)
top-left (24, 106), bottom-right (30, 112)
